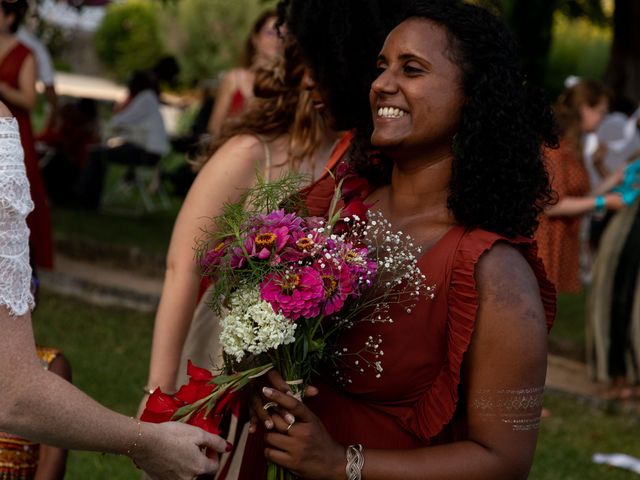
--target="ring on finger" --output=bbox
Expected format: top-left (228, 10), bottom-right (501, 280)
top-left (285, 419), bottom-right (295, 433)
top-left (263, 401), bottom-right (278, 411)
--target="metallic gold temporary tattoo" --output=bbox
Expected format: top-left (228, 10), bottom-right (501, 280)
top-left (470, 386), bottom-right (545, 431)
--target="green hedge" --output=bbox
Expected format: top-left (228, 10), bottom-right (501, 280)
top-left (95, 0), bottom-right (166, 81)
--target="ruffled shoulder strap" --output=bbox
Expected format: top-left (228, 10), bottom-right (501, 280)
top-left (399, 228), bottom-right (556, 443)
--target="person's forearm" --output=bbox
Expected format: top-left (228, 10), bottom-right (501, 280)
top-left (334, 441), bottom-right (530, 480)
top-left (545, 196), bottom-right (597, 217)
top-left (593, 172), bottom-right (621, 196)
top-left (0, 85), bottom-right (36, 110)
top-left (146, 267), bottom-right (201, 392)
top-left (1, 363), bottom-right (138, 454)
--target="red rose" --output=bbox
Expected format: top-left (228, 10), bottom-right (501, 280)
top-left (140, 389), bottom-right (185, 423)
top-left (174, 361), bottom-right (216, 404)
top-left (341, 176), bottom-right (369, 202)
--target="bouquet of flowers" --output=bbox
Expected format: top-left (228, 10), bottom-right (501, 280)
top-left (142, 172), bottom-right (431, 479)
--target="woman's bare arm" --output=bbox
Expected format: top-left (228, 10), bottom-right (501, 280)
top-left (0, 55), bottom-right (36, 110)
top-left (145, 135), bottom-right (266, 394)
top-left (261, 243), bottom-right (549, 480)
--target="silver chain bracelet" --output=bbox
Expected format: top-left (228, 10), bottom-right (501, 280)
top-left (346, 444), bottom-right (364, 480)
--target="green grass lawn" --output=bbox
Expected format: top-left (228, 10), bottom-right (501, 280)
top-left (31, 289), bottom-right (640, 479)
top-left (33, 291), bottom-right (153, 479)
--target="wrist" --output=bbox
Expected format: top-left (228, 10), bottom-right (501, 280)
top-left (330, 444), bottom-right (348, 480)
top-left (594, 195), bottom-right (606, 214)
top-left (124, 417), bottom-right (144, 469)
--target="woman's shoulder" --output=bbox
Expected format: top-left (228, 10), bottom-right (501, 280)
top-left (451, 228), bottom-right (556, 331)
top-left (201, 133), bottom-right (269, 176)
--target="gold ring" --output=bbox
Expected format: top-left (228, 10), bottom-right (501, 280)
top-left (263, 402), bottom-right (278, 411)
top-left (286, 420), bottom-right (295, 432)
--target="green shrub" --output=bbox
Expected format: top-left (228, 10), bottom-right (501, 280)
top-left (545, 13), bottom-right (612, 96)
top-left (167, 0), bottom-right (277, 85)
top-left (95, 0), bottom-right (166, 81)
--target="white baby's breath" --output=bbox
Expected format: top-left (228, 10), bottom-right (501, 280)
top-left (220, 286), bottom-right (296, 362)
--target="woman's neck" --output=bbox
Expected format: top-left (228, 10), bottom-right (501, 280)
top-left (386, 150), bottom-right (454, 220)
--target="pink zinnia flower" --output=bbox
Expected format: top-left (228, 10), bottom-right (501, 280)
top-left (281, 229), bottom-right (327, 262)
top-left (200, 240), bottom-right (229, 272)
top-left (260, 266), bottom-right (325, 320)
top-left (314, 258), bottom-right (354, 316)
top-left (326, 241), bottom-right (377, 292)
top-left (232, 210), bottom-right (306, 267)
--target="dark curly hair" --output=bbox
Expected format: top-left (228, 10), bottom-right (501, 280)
top-left (366, 0), bottom-right (557, 238)
top-left (1, 0), bottom-right (28, 33)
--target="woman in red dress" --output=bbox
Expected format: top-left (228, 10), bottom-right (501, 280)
top-left (0, 0), bottom-right (53, 269)
top-left (246, 1), bottom-right (557, 478)
top-left (536, 80), bottom-right (623, 294)
top-left (207, 10), bottom-right (283, 135)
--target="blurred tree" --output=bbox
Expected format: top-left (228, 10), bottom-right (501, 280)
top-left (94, 0), bottom-right (166, 81)
top-left (165, 0), bottom-right (277, 86)
top-left (605, 0), bottom-right (640, 102)
top-left (477, 0), bottom-right (607, 85)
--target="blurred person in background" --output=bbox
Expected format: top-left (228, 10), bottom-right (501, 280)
top-left (536, 79), bottom-right (624, 294)
top-left (75, 70), bottom-right (169, 209)
top-left (0, 0), bottom-right (53, 269)
top-left (585, 97), bottom-right (640, 248)
top-left (17, 24), bottom-right (57, 135)
top-left (207, 9), bottom-right (282, 135)
top-left (141, 39), bottom-right (342, 448)
top-left (588, 135), bottom-right (640, 399)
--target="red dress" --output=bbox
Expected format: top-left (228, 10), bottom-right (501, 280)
top-left (0, 42), bottom-right (54, 269)
top-left (535, 141), bottom-right (590, 293)
top-left (238, 181), bottom-right (556, 477)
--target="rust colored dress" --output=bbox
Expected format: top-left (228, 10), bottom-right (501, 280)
top-left (237, 191), bottom-right (556, 477)
top-left (536, 140), bottom-right (590, 293)
top-left (0, 42), bottom-right (54, 269)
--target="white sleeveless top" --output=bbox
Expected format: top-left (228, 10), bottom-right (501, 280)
top-left (0, 117), bottom-right (34, 316)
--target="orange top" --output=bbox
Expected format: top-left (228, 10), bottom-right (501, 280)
top-left (536, 141), bottom-right (590, 293)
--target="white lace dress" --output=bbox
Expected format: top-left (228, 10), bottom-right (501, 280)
top-left (0, 117), bottom-right (34, 316)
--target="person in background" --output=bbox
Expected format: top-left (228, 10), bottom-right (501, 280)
top-left (17, 25), bottom-right (57, 135)
top-left (207, 10), bottom-right (282, 135)
top-left (536, 79), bottom-right (624, 294)
top-left (585, 97), bottom-right (640, 249)
top-left (76, 70), bottom-right (169, 209)
top-left (0, 99), bottom-right (228, 479)
top-left (0, 0), bottom-right (53, 269)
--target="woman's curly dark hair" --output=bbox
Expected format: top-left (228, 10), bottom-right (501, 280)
top-left (277, 0), bottom-right (410, 176)
top-left (367, 0), bottom-right (557, 238)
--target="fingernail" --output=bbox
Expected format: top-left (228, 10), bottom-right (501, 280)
top-left (249, 425), bottom-right (256, 434)
top-left (284, 413), bottom-right (295, 425)
top-left (225, 441), bottom-right (233, 452)
top-left (262, 386), bottom-right (273, 396)
top-left (265, 419), bottom-right (274, 429)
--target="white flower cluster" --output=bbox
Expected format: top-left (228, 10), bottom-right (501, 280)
top-left (219, 286), bottom-right (297, 362)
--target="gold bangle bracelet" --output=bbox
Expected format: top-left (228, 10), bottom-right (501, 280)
top-left (142, 386), bottom-right (156, 395)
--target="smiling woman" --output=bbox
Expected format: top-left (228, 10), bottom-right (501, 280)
top-left (370, 18), bottom-right (465, 159)
top-left (244, 1), bottom-right (561, 479)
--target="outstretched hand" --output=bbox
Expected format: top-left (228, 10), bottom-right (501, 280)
top-left (260, 386), bottom-right (344, 480)
top-left (133, 421), bottom-right (230, 480)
